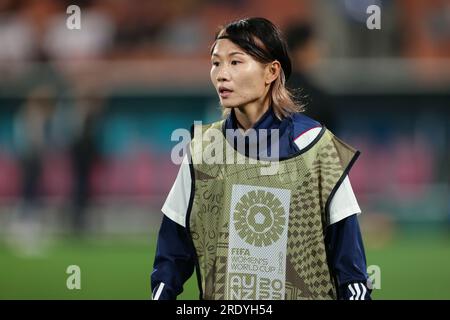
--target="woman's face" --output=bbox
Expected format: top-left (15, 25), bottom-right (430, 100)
top-left (210, 39), bottom-right (270, 110)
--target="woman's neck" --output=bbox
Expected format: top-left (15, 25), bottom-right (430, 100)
top-left (234, 98), bottom-right (271, 132)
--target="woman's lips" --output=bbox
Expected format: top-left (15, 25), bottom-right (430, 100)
top-left (219, 89), bottom-right (233, 98)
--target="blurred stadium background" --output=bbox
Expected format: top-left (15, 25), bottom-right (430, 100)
top-left (0, 0), bottom-right (449, 299)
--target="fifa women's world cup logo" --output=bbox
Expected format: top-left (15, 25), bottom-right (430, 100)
top-left (233, 190), bottom-right (287, 247)
top-left (227, 185), bottom-right (290, 299)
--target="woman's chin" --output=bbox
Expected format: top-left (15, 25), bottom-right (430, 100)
top-left (220, 103), bottom-right (237, 109)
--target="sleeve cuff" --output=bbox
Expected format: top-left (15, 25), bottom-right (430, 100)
top-left (340, 281), bottom-right (372, 300)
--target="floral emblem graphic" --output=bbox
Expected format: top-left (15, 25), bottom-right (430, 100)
top-left (234, 189), bottom-right (286, 247)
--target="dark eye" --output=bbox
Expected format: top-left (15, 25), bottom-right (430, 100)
top-left (231, 60), bottom-right (241, 65)
top-left (212, 61), bottom-right (219, 66)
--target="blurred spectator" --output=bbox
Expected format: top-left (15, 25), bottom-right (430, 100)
top-left (17, 0), bottom-right (63, 61)
top-left (158, 0), bottom-right (208, 55)
top-left (43, 0), bottom-right (115, 60)
top-left (399, 0), bottom-right (450, 59)
top-left (107, 0), bottom-right (171, 57)
top-left (69, 89), bottom-right (104, 236)
top-left (199, 0), bottom-right (311, 46)
top-left (0, 0), bottom-right (35, 62)
top-left (398, 0), bottom-right (450, 82)
top-left (315, 0), bottom-right (400, 58)
top-left (286, 22), bottom-right (336, 130)
top-left (14, 85), bottom-right (58, 210)
top-left (9, 84), bottom-right (58, 255)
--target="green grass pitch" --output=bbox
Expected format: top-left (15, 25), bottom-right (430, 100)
top-left (0, 232), bottom-right (449, 299)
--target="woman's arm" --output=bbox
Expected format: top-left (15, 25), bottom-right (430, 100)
top-left (325, 214), bottom-right (372, 300)
top-left (151, 215), bottom-right (196, 300)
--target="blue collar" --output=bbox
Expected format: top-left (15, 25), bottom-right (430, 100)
top-left (223, 106), bottom-right (296, 160)
top-left (224, 106), bottom-right (282, 132)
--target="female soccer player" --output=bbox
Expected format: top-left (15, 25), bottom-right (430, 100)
top-left (151, 17), bottom-right (371, 300)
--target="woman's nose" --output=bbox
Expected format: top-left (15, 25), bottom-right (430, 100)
top-left (216, 66), bottom-right (230, 82)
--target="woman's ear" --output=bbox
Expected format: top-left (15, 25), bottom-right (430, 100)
top-left (265, 61), bottom-right (281, 85)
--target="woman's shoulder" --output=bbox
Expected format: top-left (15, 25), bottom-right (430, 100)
top-left (290, 112), bottom-right (323, 142)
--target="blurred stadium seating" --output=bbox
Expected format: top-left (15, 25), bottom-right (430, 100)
top-left (0, 0), bottom-right (448, 299)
